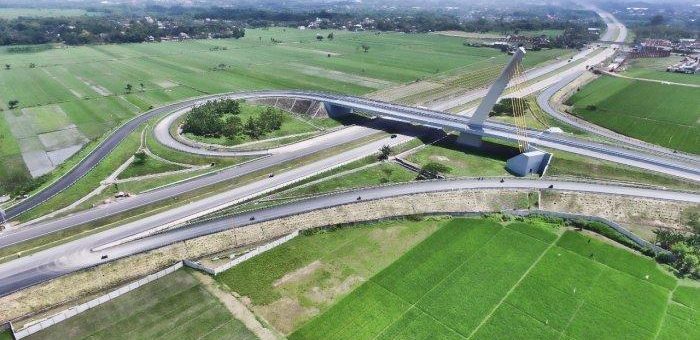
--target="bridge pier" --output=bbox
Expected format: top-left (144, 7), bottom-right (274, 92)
top-left (455, 131), bottom-right (483, 148)
top-left (323, 102), bottom-right (353, 118)
top-left (506, 149), bottom-right (553, 177)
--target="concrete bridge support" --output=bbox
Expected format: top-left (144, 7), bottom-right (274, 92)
top-left (506, 149), bottom-right (553, 177)
top-left (323, 102), bottom-right (353, 118)
top-left (455, 131), bottom-right (484, 148)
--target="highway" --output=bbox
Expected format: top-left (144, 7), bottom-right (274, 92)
top-left (1, 178), bottom-right (698, 296)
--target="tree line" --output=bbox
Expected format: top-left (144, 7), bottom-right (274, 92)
top-left (0, 16), bottom-right (244, 46)
top-left (181, 99), bottom-right (285, 141)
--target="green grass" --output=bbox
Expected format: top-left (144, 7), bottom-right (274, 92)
top-left (0, 8), bottom-right (88, 19)
top-left (568, 76), bottom-right (699, 153)
top-left (27, 269), bottom-right (255, 340)
top-left (407, 136), bottom-right (515, 177)
top-left (0, 329), bottom-right (13, 340)
top-left (623, 57), bottom-right (700, 86)
top-left (279, 162), bottom-right (416, 198)
top-left (656, 285), bottom-right (700, 340)
top-left (546, 150), bottom-right (700, 191)
top-left (116, 155), bottom-right (185, 180)
top-left (289, 218), bottom-right (682, 339)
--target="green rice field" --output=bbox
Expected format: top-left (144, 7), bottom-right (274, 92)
top-left (568, 76), bottom-right (699, 153)
top-left (0, 27), bottom-right (568, 192)
top-left (288, 218), bottom-right (696, 340)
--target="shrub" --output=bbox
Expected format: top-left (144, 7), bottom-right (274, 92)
top-left (133, 150), bottom-right (147, 165)
top-left (567, 219), bottom-right (639, 250)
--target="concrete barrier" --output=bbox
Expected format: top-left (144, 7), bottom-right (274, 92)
top-left (185, 231), bottom-right (299, 275)
top-left (12, 262), bottom-right (183, 339)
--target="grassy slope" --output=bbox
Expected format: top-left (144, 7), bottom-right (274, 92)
top-left (402, 134), bottom-right (698, 190)
top-left (568, 76), bottom-right (699, 153)
top-left (291, 218), bottom-right (681, 339)
top-left (28, 269), bottom-right (255, 340)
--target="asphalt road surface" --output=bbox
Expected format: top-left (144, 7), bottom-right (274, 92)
top-left (1, 178), bottom-right (697, 296)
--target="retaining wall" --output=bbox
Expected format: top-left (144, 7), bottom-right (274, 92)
top-left (185, 231), bottom-right (299, 275)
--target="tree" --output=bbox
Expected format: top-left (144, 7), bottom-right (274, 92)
top-left (222, 115), bottom-right (242, 139)
top-left (327, 32), bottom-right (334, 40)
top-left (378, 145), bottom-right (392, 160)
top-left (258, 107), bottom-right (284, 132)
top-left (682, 207), bottom-right (700, 235)
top-left (244, 116), bottom-right (264, 139)
top-left (316, 34), bottom-right (324, 41)
top-left (361, 43), bottom-right (370, 53)
top-left (7, 100), bottom-right (18, 109)
top-left (654, 229), bottom-right (686, 249)
top-left (4, 64), bottom-right (9, 70)
top-left (133, 150), bottom-right (147, 165)
top-left (418, 162), bottom-right (450, 179)
top-left (649, 14), bottom-right (665, 26)
top-left (125, 83), bottom-right (133, 93)
top-left (29, 63), bottom-right (36, 68)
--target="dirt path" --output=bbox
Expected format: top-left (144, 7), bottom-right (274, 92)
top-left (193, 271), bottom-right (280, 340)
top-left (604, 71), bottom-right (700, 88)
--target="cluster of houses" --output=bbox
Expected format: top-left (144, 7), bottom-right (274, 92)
top-left (298, 17), bottom-right (374, 32)
top-left (631, 38), bottom-right (700, 58)
top-left (667, 55), bottom-right (699, 74)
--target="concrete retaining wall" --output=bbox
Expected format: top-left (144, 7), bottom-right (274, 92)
top-left (185, 230), bottom-right (299, 275)
top-left (12, 262), bottom-right (182, 339)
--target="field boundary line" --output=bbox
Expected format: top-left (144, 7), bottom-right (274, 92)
top-left (466, 233), bottom-right (562, 339)
top-left (652, 284), bottom-right (678, 340)
top-left (371, 226), bottom-right (504, 339)
top-left (370, 284), bottom-right (467, 340)
top-left (557, 268), bottom-right (605, 339)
